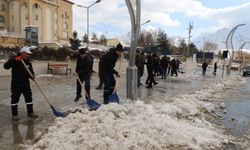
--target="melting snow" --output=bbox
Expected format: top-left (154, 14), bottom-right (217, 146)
top-left (24, 76), bottom-right (246, 150)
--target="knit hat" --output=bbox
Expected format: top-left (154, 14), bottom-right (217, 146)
top-left (20, 46), bottom-right (32, 54)
top-left (115, 43), bottom-right (124, 51)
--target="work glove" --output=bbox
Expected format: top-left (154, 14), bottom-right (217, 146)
top-left (15, 56), bottom-right (22, 61)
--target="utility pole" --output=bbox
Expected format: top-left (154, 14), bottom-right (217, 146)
top-left (76, 0), bottom-right (101, 50)
top-left (187, 22), bottom-right (193, 57)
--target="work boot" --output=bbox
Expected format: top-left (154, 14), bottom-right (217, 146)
top-left (74, 96), bottom-right (82, 102)
top-left (12, 115), bottom-right (20, 121)
top-left (28, 113), bottom-right (38, 119)
top-left (146, 85), bottom-right (152, 88)
top-left (95, 86), bottom-right (102, 90)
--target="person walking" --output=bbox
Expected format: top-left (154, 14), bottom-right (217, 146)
top-left (160, 55), bottom-right (168, 79)
top-left (170, 59), bottom-right (178, 76)
top-left (135, 50), bottom-right (144, 87)
top-left (202, 61), bottom-right (208, 76)
top-left (73, 48), bottom-right (94, 102)
top-left (101, 43), bottom-right (124, 104)
top-left (213, 62), bottom-right (218, 75)
top-left (146, 53), bottom-right (158, 88)
top-left (3, 46), bottom-right (38, 121)
top-left (176, 59), bottom-right (182, 73)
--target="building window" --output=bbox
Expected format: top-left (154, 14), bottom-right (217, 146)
top-left (0, 26), bottom-right (4, 30)
top-left (2, 4), bottom-right (5, 11)
top-left (12, 15), bottom-right (14, 21)
top-left (34, 3), bottom-right (38, 8)
top-left (64, 23), bottom-right (68, 29)
top-left (0, 16), bottom-right (4, 22)
top-left (35, 15), bottom-right (39, 20)
top-left (64, 12), bottom-right (67, 19)
top-left (12, 26), bottom-right (14, 32)
top-left (63, 32), bottom-right (68, 38)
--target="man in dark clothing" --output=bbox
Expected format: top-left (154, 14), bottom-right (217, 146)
top-left (4, 46), bottom-right (38, 121)
top-left (202, 61), bottom-right (208, 76)
top-left (135, 50), bottom-right (144, 87)
top-left (101, 43), bottom-right (123, 104)
top-left (213, 62), bottom-right (218, 75)
top-left (170, 59), bottom-right (178, 76)
top-left (146, 53), bottom-right (158, 88)
top-left (139, 52), bottom-right (145, 78)
top-left (74, 48), bottom-right (94, 102)
top-left (96, 54), bottom-right (104, 90)
top-left (176, 59), bottom-right (182, 73)
top-left (160, 56), bottom-right (168, 79)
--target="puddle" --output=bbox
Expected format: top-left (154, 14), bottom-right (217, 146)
top-left (217, 99), bottom-right (250, 136)
top-left (216, 78), bottom-right (250, 137)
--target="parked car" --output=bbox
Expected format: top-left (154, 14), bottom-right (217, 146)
top-left (243, 64), bottom-right (250, 76)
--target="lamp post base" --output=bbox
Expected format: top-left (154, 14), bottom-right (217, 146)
top-left (126, 67), bottom-right (138, 100)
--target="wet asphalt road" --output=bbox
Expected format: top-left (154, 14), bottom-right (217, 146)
top-left (0, 62), bottom-right (245, 150)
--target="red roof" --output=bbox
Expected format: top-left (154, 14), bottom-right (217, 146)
top-left (62, 0), bottom-right (74, 5)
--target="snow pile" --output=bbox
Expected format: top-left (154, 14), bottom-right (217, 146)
top-left (26, 102), bottom-right (226, 150)
top-left (169, 76), bottom-right (246, 116)
top-left (24, 77), bottom-right (245, 150)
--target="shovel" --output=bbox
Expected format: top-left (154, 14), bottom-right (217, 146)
top-left (20, 59), bottom-right (65, 117)
top-left (74, 72), bottom-right (100, 111)
top-left (108, 90), bottom-right (119, 104)
top-left (107, 53), bottom-right (123, 104)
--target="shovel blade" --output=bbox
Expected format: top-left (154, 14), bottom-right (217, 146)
top-left (51, 105), bottom-right (65, 117)
top-left (108, 92), bottom-right (119, 104)
top-left (86, 98), bottom-right (101, 111)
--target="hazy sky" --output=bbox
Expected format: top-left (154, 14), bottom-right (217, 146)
top-left (70, 0), bottom-right (250, 41)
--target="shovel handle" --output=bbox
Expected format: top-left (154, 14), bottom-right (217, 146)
top-left (73, 72), bottom-right (90, 98)
top-left (20, 59), bottom-right (53, 106)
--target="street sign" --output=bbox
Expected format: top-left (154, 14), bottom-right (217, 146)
top-left (25, 26), bottom-right (38, 46)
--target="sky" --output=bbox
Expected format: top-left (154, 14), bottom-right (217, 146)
top-left (70, 0), bottom-right (250, 42)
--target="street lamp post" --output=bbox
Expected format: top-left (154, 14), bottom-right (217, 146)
top-left (125, 0), bottom-right (141, 100)
top-left (187, 22), bottom-right (193, 57)
top-left (76, 0), bottom-right (101, 50)
top-left (139, 20), bottom-right (150, 46)
top-left (141, 20), bottom-right (150, 26)
top-left (225, 23), bottom-right (245, 75)
top-left (203, 37), bottom-right (205, 62)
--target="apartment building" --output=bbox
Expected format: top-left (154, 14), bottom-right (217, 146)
top-left (0, 0), bottom-right (73, 47)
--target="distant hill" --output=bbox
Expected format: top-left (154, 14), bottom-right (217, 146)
top-left (193, 24), bottom-right (250, 50)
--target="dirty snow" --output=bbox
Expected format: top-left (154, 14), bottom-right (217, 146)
top-left (23, 76), bottom-right (246, 150)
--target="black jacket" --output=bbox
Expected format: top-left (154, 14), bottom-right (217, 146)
top-left (160, 57), bottom-right (168, 69)
top-left (146, 55), bottom-right (154, 72)
top-left (4, 57), bottom-right (34, 88)
top-left (76, 54), bottom-right (94, 78)
top-left (101, 48), bottom-right (119, 75)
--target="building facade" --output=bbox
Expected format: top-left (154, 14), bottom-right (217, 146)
top-left (0, 0), bottom-right (73, 47)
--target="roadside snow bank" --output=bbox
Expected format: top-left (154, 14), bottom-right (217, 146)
top-left (25, 76), bottom-right (246, 150)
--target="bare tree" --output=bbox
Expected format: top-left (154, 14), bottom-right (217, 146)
top-left (204, 41), bottom-right (218, 51)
